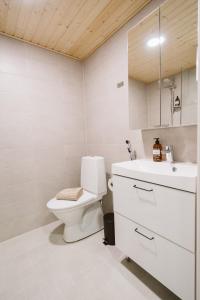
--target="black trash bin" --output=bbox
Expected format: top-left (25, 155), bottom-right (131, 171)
top-left (103, 212), bottom-right (115, 245)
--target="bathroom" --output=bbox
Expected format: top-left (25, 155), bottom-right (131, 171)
top-left (0, 0), bottom-right (199, 299)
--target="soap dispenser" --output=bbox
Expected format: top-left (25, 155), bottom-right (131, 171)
top-left (153, 138), bottom-right (162, 162)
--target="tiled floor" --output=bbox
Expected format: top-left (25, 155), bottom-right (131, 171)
top-left (0, 221), bottom-right (179, 300)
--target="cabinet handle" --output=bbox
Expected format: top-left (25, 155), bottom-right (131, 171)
top-left (133, 185), bottom-right (153, 192)
top-left (134, 228), bottom-right (154, 240)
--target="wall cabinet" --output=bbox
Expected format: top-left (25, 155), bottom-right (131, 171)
top-left (128, 0), bottom-right (198, 129)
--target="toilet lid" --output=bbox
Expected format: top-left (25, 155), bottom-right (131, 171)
top-left (47, 190), bottom-right (97, 210)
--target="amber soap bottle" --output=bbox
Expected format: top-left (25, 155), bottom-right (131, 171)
top-left (153, 138), bottom-right (162, 162)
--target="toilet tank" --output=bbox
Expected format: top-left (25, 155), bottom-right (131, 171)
top-left (81, 156), bottom-right (107, 197)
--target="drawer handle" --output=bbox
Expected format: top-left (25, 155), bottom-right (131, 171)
top-left (133, 185), bottom-right (153, 192)
top-left (134, 228), bottom-right (154, 240)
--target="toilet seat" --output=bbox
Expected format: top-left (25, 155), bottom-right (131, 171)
top-left (47, 190), bottom-right (97, 211)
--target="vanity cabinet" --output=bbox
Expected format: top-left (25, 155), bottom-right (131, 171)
top-left (113, 175), bottom-right (196, 300)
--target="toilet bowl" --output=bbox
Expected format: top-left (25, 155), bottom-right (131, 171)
top-left (47, 156), bottom-right (107, 242)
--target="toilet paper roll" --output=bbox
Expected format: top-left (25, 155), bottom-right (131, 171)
top-left (108, 178), bottom-right (113, 192)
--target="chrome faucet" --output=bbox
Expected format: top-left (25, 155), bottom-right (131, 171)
top-left (125, 140), bottom-right (136, 160)
top-left (165, 145), bottom-right (174, 163)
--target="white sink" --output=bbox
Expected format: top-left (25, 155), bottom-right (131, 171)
top-left (112, 159), bottom-right (197, 192)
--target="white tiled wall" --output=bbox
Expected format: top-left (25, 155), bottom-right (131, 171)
top-left (0, 35), bottom-right (86, 241)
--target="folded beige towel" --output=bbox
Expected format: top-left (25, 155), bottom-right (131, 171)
top-left (56, 187), bottom-right (83, 201)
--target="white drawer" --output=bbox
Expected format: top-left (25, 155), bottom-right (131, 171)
top-left (115, 213), bottom-right (195, 300)
top-left (113, 175), bottom-right (195, 252)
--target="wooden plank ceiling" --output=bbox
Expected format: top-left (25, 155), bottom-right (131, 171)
top-left (0, 0), bottom-right (151, 60)
top-left (128, 0), bottom-right (197, 83)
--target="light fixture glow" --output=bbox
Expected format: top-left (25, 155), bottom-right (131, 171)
top-left (147, 36), bottom-right (165, 47)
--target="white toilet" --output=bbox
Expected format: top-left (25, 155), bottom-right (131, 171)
top-left (47, 156), bottom-right (107, 242)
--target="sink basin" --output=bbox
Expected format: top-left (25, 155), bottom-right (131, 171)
top-left (112, 159), bottom-right (197, 192)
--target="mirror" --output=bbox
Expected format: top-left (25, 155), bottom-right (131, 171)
top-left (160, 0), bottom-right (198, 127)
top-left (128, 0), bottom-right (197, 130)
top-left (128, 9), bottom-right (160, 129)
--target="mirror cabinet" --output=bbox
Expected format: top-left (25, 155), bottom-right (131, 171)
top-left (128, 0), bottom-right (197, 130)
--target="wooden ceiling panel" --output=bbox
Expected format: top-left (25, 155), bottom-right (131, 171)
top-left (14, 0), bottom-right (36, 39)
top-left (0, 0), bottom-right (151, 60)
top-left (67, 0), bottom-right (151, 59)
top-left (54, 0), bottom-right (111, 54)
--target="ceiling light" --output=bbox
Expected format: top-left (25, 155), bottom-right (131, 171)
top-left (147, 36), bottom-right (165, 47)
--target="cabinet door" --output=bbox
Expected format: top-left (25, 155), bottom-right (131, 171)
top-left (160, 0), bottom-right (197, 127)
top-left (128, 9), bottom-right (161, 129)
top-left (113, 175), bottom-right (195, 252)
top-left (128, 0), bottom-right (197, 129)
top-left (115, 213), bottom-right (195, 300)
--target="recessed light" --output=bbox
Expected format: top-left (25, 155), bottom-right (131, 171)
top-left (147, 36), bottom-right (165, 47)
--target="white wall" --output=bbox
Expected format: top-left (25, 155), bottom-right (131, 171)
top-left (0, 35), bottom-right (85, 241)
